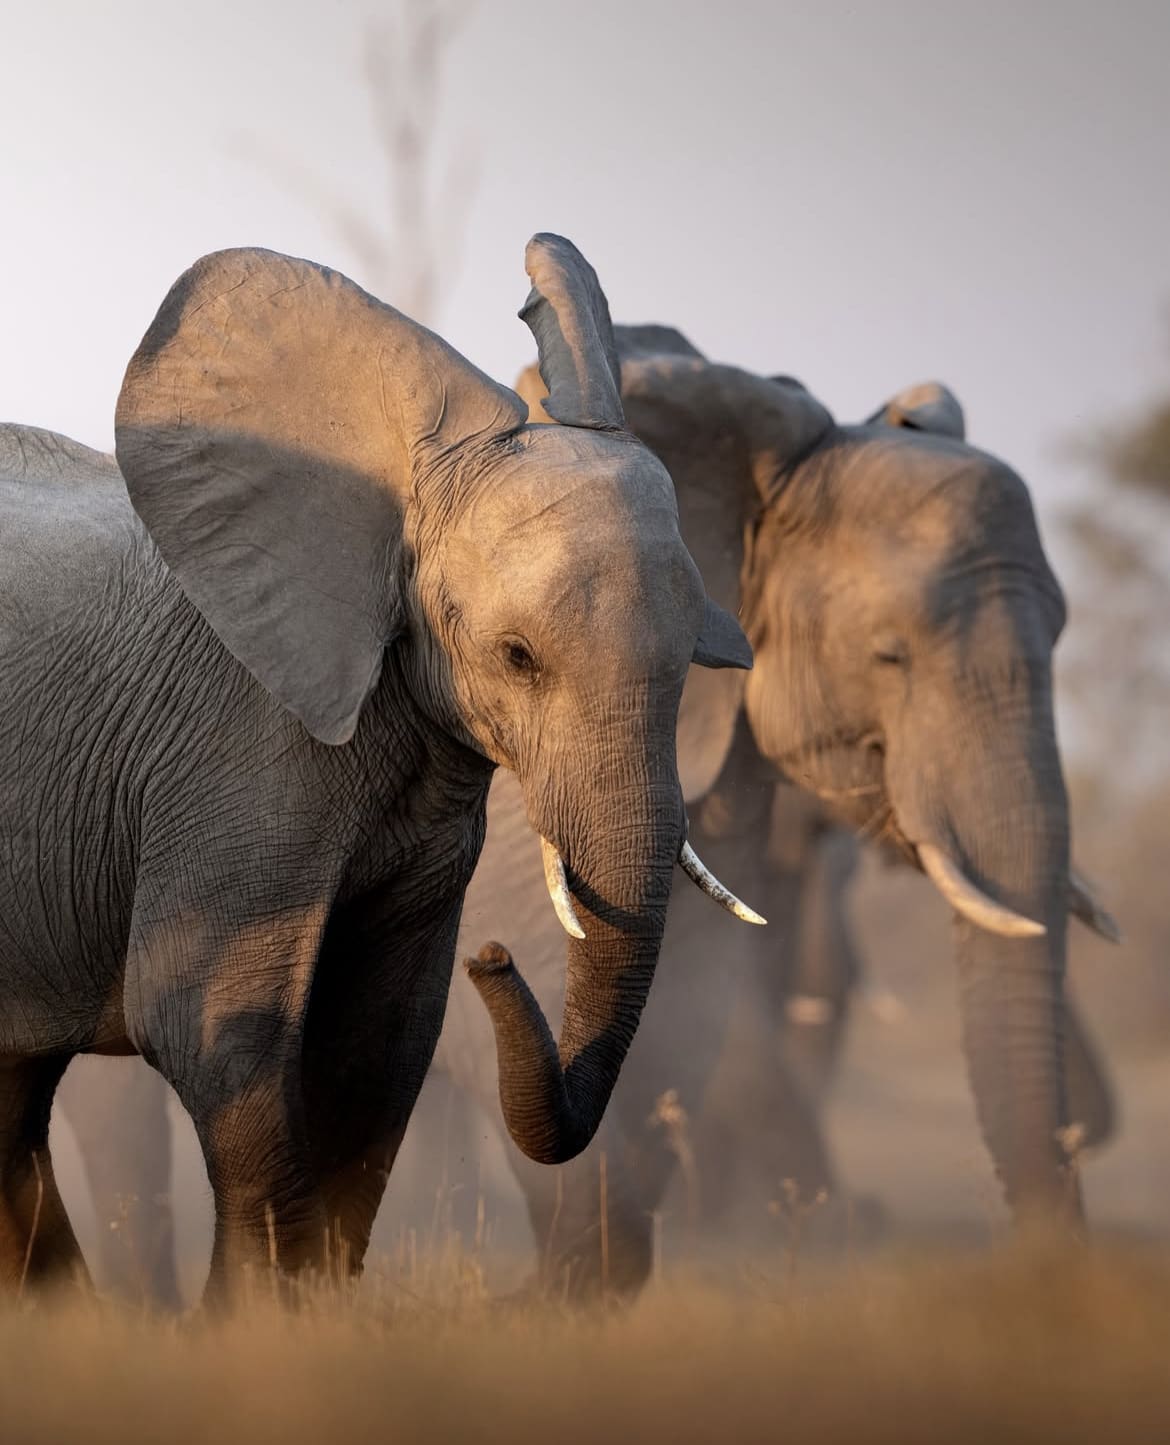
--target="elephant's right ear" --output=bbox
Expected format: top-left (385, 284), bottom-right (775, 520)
top-left (116, 248), bottom-right (526, 745)
top-left (866, 381), bottom-right (966, 440)
top-left (519, 234), bottom-right (625, 431)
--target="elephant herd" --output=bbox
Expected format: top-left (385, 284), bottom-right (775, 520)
top-left (0, 234), bottom-right (1119, 1308)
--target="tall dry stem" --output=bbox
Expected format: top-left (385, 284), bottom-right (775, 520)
top-left (17, 1152), bottom-right (44, 1300)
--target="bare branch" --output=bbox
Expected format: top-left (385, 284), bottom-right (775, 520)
top-left (233, 0), bottom-right (476, 326)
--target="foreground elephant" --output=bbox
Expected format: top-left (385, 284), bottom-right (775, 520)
top-left (0, 238), bottom-right (757, 1301)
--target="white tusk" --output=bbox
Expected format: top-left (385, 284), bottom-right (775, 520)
top-left (677, 841), bottom-right (767, 925)
top-left (540, 837), bottom-right (585, 940)
top-left (918, 843), bottom-right (1046, 939)
top-left (1068, 868), bottom-right (1122, 944)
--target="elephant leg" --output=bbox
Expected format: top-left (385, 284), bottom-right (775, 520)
top-left (128, 899), bottom-right (330, 1302)
top-left (0, 1057), bottom-right (89, 1293)
top-left (680, 728), bottom-right (839, 1223)
top-left (503, 1112), bottom-right (670, 1299)
top-left (752, 789), bottom-right (862, 1111)
top-left (56, 1057), bottom-right (180, 1308)
top-left (300, 901), bottom-right (463, 1277)
top-left (697, 1014), bottom-right (837, 1224)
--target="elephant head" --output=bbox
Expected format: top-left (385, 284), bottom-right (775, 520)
top-left (114, 236), bottom-right (760, 1168)
top-left (521, 336), bottom-right (1116, 1220)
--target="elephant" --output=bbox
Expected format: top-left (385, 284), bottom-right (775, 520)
top-left (0, 236), bottom-right (761, 1303)
top-left (435, 332), bottom-right (1121, 1289)
top-left (51, 327), bottom-right (1119, 1303)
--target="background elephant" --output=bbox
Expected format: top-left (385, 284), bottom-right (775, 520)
top-left (434, 332), bottom-right (1119, 1289)
top-left (0, 239), bottom-right (756, 1300)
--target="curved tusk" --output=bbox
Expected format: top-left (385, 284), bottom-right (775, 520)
top-left (677, 841), bottom-right (767, 925)
top-left (540, 837), bottom-right (585, 940)
top-left (1069, 868), bottom-right (1122, 944)
top-left (918, 843), bottom-right (1046, 939)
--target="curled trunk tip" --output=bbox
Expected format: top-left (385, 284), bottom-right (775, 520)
top-left (465, 941), bottom-right (514, 977)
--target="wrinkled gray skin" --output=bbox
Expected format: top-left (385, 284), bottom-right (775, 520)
top-left (56, 331), bottom-right (1115, 1302)
top-left (0, 240), bottom-right (753, 1303)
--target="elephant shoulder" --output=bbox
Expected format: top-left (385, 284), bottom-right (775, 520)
top-left (0, 425), bottom-right (156, 634)
top-left (0, 423), bottom-right (120, 487)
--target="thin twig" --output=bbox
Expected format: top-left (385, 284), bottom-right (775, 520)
top-left (543, 1167), bottom-right (564, 1289)
top-left (18, 1153), bottom-right (45, 1300)
top-left (599, 1151), bottom-right (610, 1295)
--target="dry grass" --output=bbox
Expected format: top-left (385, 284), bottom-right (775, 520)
top-left (3, 1244), bottom-right (1170, 1444)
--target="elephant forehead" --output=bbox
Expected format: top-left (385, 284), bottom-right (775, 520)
top-left (489, 424), bottom-right (678, 519)
top-left (445, 438), bottom-right (702, 636)
top-left (843, 431), bottom-right (1029, 532)
top-left (456, 428), bottom-right (683, 570)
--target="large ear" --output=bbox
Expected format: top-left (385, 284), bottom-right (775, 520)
top-left (116, 247), bottom-right (527, 745)
top-left (621, 356), bottom-right (832, 614)
top-left (676, 666), bottom-right (748, 802)
top-left (619, 352), bottom-right (831, 799)
top-left (518, 234), bottom-right (625, 430)
top-left (614, 324), bottom-right (705, 362)
top-left (865, 381), bottom-right (965, 439)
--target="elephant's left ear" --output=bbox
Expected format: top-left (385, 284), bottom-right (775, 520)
top-left (692, 597), bottom-right (752, 670)
top-left (866, 381), bottom-right (966, 440)
top-left (519, 234), bottom-right (625, 431)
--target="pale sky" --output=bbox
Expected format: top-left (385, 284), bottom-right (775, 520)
top-left (3, 0), bottom-right (1168, 546)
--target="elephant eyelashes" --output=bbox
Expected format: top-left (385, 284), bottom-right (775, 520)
top-left (501, 638), bottom-right (541, 678)
top-left (872, 637), bottom-right (909, 667)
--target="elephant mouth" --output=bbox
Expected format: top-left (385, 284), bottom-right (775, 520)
top-left (538, 834), bottom-right (767, 939)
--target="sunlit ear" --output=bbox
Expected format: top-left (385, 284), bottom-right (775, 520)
top-left (692, 597), bottom-right (752, 670)
top-left (116, 246), bottom-right (526, 745)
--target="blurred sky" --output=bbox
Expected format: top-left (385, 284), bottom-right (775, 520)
top-left (3, 0), bottom-right (1168, 526)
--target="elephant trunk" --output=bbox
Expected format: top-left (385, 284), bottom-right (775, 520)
top-left (890, 668), bottom-right (1081, 1224)
top-left (467, 769), bottom-right (682, 1166)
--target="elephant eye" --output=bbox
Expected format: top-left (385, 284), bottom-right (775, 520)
top-left (873, 636), bottom-right (908, 666)
top-left (501, 637), bottom-right (540, 678)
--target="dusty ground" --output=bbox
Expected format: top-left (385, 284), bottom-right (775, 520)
top-left (3, 1245), bottom-right (1170, 1444)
